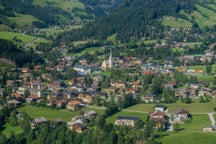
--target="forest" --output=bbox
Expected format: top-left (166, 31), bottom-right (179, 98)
top-left (0, 39), bottom-right (44, 67)
top-left (56, 0), bottom-right (196, 43)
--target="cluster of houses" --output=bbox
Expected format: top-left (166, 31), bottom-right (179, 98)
top-left (114, 105), bottom-right (190, 130)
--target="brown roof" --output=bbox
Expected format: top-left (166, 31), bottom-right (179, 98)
top-left (174, 108), bottom-right (189, 115)
top-left (68, 99), bottom-right (81, 106)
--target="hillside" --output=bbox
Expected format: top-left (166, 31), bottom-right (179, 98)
top-left (0, 0), bottom-right (124, 29)
top-left (55, 0), bottom-right (216, 44)
top-left (56, 0), bottom-right (197, 43)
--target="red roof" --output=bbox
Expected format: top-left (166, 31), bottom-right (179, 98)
top-left (11, 93), bottom-right (22, 99)
top-left (68, 99), bottom-right (81, 106)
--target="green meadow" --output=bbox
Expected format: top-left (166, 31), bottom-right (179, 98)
top-left (7, 14), bottom-right (39, 27)
top-left (17, 105), bottom-right (105, 122)
top-left (0, 31), bottom-right (35, 45)
top-left (126, 102), bottom-right (216, 113)
top-left (162, 16), bottom-right (192, 27)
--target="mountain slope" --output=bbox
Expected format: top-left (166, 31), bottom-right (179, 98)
top-left (56, 0), bottom-right (196, 43)
top-left (0, 0), bottom-right (125, 28)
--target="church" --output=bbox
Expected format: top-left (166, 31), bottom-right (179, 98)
top-left (101, 50), bottom-right (113, 70)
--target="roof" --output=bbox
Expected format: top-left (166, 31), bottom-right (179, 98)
top-left (68, 99), bottom-right (81, 106)
top-left (33, 117), bottom-right (47, 123)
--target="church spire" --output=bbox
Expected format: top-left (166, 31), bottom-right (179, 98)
top-left (109, 49), bottom-right (113, 68)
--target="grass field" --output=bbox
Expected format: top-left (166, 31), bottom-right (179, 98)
top-left (162, 16), bottom-right (192, 27)
top-left (157, 114), bottom-right (216, 143)
top-left (17, 105), bottom-right (105, 122)
top-left (106, 110), bottom-right (149, 124)
top-left (126, 102), bottom-right (216, 113)
top-left (158, 132), bottom-right (216, 144)
top-left (7, 14), bottom-right (39, 27)
top-left (180, 3), bottom-right (216, 27)
top-left (0, 31), bottom-right (36, 45)
top-left (2, 123), bottom-right (23, 138)
top-left (32, 0), bottom-right (85, 11)
top-left (70, 47), bottom-right (104, 57)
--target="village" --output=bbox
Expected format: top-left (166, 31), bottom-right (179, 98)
top-left (1, 40), bottom-right (216, 134)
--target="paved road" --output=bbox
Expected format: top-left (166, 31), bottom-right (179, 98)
top-left (166, 114), bottom-right (174, 132)
top-left (208, 113), bottom-right (215, 125)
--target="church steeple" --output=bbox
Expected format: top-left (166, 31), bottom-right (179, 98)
top-left (109, 49), bottom-right (113, 68)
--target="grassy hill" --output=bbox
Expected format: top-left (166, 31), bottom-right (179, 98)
top-left (0, 0), bottom-right (124, 29)
top-left (162, 2), bottom-right (216, 28)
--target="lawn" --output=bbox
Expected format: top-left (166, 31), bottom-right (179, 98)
top-left (126, 102), bottom-right (216, 113)
top-left (17, 105), bottom-right (105, 122)
top-left (2, 123), bottom-right (23, 138)
top-left (0, 31), bottom-right (36, 45)
top-left (32, 0), bottom-right (85, 11)
top-left (7, 14), bottom-right (39, 27)
top-left (70, 47), bottom-right (104, 57)
top-left (158, 132), bottom-right (216, 144)
top-left (106, 110), bottom-right (149, 124)
top-left (157, 114), bottom-right (215, 143)
top-left (162, 16), bottom-right (192, 27)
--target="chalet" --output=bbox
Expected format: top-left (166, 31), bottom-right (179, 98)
top-left (149, 111), bottom-right (167, 128)
top-left (48, 80), bottom-right (65, 91)
top-left (7, 99), bottom-right (21, 107)
top-left (28, 88), bottom-right (45, 98)
top-left (114, 116), bottom-right (139, 127)
top-left (143, 94), bottom-right (157, 103)
top-left (26, 95), bottom-right (39, 103)
top-left (55, 99), bottom-right (67, 108)
top-left (82, 110), bottom-right (97, 118)
top-left (110, 82), bottom-right (126, 89)
top-left (155, 105), bottom-right (167, 112)
top-left (70, 123), bottom-right (86, 133)
top-left (11, 93), bottom-right (22, 100)
top-left (71, 85), bottom-right (85, 92)
top-left (203, 125), bottom-right (216, 132)
top-left (78, 92), bottom-right (94, 103)
top-left (173, 108), bottom-right (189, 122)
top-left (31, 117), bottom-right (47, 129)
top-left (66, 99), bottom-right (81, 111)
top-left (198, 87), bottom-right (212, 97)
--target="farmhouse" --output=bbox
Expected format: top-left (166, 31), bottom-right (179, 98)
top-left (173, 108), bottom-right (189, 122)
top-left (114, 116), bottom-right (139, 127)
top-left (149, 111), bottom-right (167, 128)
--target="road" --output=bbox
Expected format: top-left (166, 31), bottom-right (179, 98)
top-left (208, 113), bottom-right (215, 125)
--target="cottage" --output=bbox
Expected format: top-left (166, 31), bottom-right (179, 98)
top-left (7, 99), bottom-right (21, 107)
top-left (66, 99), bottom-right (81, 111)
top-left (70, 123), bottom-right (86, 133)
top-left (31, 117), bottom-right (47, 129)
top-left (155, 105), bottom-right (167, 112)
top-left (149, 110), bottom-right (167, 128)
top-left (143, 94), bottom-right (157, 103)
top-left (114, 116), bottom-right (139, 127)
top-left (173, 108), bottom-right (189, 122)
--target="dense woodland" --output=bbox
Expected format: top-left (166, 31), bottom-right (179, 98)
top-left (0, 39), bottom-right (44, 67)
top-left (56, 0), bottom-right (196, 43)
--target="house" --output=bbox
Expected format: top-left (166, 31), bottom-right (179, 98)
top-left (149, 110), bottom-right (167, 128)
top-left (73, 65), bottom-right (91, 75)
top-left (11, 93), bottom-right (22, 100)
top-left (155, 105), bottom-right (167, 112)
top-left (173, 108), bottom-right (189, 122)
top-left (70, 123), bottom-right (86, 133)
top-left (81, 110), bottom-right (97, 118)
top-left (26, 95), bottom-right (39, 103)
top-left (31, 117), bottom-right (47, 129)
top-left (55, 99), bottom-right (67, 108)
top-left (66, 99), bottom-right (81, 111)
top-left (7, 99), bottom-right (21, 107)
top-left (114, 116), bottom-right (139, 127)
top-left (143, 94), bottom-right (157, 103)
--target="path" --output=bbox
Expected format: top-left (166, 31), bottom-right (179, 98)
top-left (208, 113), bottom-right (215, 125)
top-left (166, 113), bottom-right (174, 132)
top-left (24, 37), bottom-right (40, 50)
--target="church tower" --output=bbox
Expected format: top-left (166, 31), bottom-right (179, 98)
top-left (108, 49), bottom-right (113, 68)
